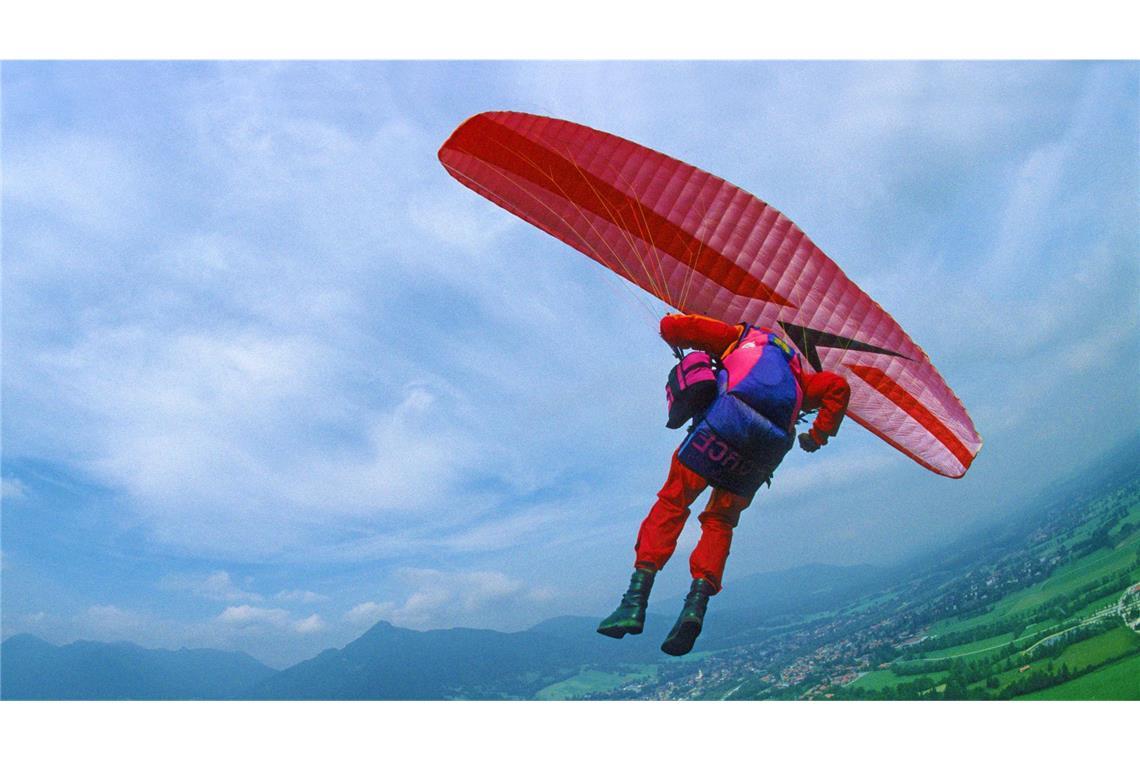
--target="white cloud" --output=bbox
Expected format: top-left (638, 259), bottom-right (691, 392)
top-left (344, 601), bottom-right (389, 626)
top-left (332, 505), bottom-right (579, 562)
top-left (161, 570), bottom-right (263, 603)
top-left (353, 568), bottom-right (547, 630)
top-left (2, 133), bottom-right (147, 234)
top-left (276, 589), bottom-right (327, 605)
top-left (509, 62), bottom-right (663, 142)
top-left (0, 64), bottom-right (674, 565)
top-left (985, 141), bottom-right (1069, 287)
top-left (435, 508), bottom-right (575, 554)
top-left (216, 605), bottom-right (332, 637)
top-left (77, 605), bottom-right (149, 638)
top-left (1, 65), bottom-right (497, 559)
top-left (287, 385), bottom-right (485, 518)
top-left (293, 614), bottom-right (326, 634)
top-left (772, 450), bottom-right (901, 499)
top-left (2, 478), bottom-right (28, 502)
top-left (217, 605), bottom-right (291, 628)
top-left (408, 188), bottom-right (515, 252)
top-left (12, 318), bottom-right (496, 555)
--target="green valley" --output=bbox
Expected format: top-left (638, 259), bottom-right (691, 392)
top-left (565, 452), bottom-right (1140, 701)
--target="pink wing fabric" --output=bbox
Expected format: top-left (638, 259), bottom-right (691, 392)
top-left (439, 111), bottom-right (982, 478)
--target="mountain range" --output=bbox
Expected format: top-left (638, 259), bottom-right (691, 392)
top-left (0, 634), bottom-right (275, 700)
top-left (1, 561), bottom-right (882, 700)
top-left (6, 439), bottom-right (1136, 700)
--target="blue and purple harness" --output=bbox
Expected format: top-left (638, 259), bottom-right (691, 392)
top-left (677, 325), bottom-right (804, 497)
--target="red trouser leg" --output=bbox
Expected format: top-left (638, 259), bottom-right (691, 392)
top-left (634, 450), bottom-right (708, 573)
top-left (689, 488), bottom-right (753, 594)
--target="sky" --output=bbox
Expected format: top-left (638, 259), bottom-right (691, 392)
top-left (2, 61), bottom-right (1138, 668)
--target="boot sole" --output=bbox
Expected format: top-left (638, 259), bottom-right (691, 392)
top-left (596, 623), bottom-right (643, 639)
top-left (661, 620), bottom-right (701, 656)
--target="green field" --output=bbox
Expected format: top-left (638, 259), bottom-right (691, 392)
top-left (839, 588), bottom-right (904, 616)
top-left (850, 668), bottom-right (949, 692)
top-left (1015, 651), bottom-right (1140, 700)
top-left (1050, 490), bottom-right (1137, 552)
top-left (971, 662), bottom-right (1035, 691)
top-left (867, 483), bottom-right (1140, 699)
top-left (1004, 538), bottom-right (1140, 616)
top-left (535, 665), bottom-right (657, 699)
top-left (917, 630), bottom-right (1025, 661)
top-left (1068, 588), bottom-right (1127, 620)
top-left (538, 478), bottom-right (1140, 701)
top-left (928, 496), bottom-right (1140, 640)
top-left (1043, 625), bottom-right (1140, 671)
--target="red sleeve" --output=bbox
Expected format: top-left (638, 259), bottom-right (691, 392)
top-left (660, 314), bottom-right (742, 356)
top-left (800, 370), bottom-right (851, 443)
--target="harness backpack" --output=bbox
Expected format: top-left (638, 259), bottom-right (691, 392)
top-left (677, 325), bottom-right (804, 496)
top-left (665, 349), bottom-right (718, 429)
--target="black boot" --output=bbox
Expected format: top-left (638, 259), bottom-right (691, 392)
top-left (596, 568), bottom-right (656, 638)
top-left (661, 578), bottom-right (713, 656)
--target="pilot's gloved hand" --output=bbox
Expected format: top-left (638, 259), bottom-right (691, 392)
top-left (798, 430), bottom-right (824, 453)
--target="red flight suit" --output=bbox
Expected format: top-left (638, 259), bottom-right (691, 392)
top-left (633, 314), bottom-right (851, 593)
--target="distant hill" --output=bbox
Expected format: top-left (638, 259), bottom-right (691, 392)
top-left (247, 618), bottom-right (666, 700)
top-left (658, 562), bottom-right (891, 648)
top-left (244, 564), bottom-right (888, 700)
top-left (0, 634), bottom-right (276, 700)
top-left (0, 564), bottom-right (889, 700)
top-left (710, 562), bottom-right (888, 615)
top-left (525, 613), bottom-right (671, 658)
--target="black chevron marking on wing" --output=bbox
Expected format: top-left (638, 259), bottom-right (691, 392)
top-left (779, 321), bottom-right (912, 373)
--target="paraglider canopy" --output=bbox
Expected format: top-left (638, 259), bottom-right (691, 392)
top-left (439, 111), bottom-right (981, 478)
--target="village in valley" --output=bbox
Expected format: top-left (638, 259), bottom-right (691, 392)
top-left (569, 472), bottom-right (1140, 701)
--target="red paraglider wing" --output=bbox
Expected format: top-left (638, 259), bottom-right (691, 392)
top-left (439, 111), bottom-right (982, 478)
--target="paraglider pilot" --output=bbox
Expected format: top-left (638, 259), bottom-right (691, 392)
top-left (598, 313), bottom-right (851, 656)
